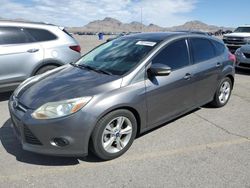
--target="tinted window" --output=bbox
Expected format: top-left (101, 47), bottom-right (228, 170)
top-left (212, 40), bottom-right (225, 56)
top-left (25, 28), bottom-right (57, 42)
top-left (0, 27), bottom-right (33, 45)
top-left (152, 39), bottom-right (189, 70)
top-left (190, 38), bottom-right (215, 63)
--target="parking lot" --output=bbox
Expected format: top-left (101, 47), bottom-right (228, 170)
top-left (0, 36), bottom-right (250, 188)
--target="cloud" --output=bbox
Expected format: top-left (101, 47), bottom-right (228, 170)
top-left (0, 0), bottom-right (197, 27)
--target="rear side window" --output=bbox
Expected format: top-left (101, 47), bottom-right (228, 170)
top-left (25, 28), bottom-right (57, 42)
top-left (190, 38), bottom-right (216, 63)
top-left (152, 39), bottom-right (189, 70)
top-left (212, 40), bottom-right (225, 56)
top-left (0, 27), bottom-right (33, 45)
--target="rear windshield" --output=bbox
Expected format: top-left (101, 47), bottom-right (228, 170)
top-left (234, 27), bottom-right (250, 33)
top-left (76, 38), bottom-right (161, 76)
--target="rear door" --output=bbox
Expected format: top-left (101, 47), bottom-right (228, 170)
top-left (0, 27), bottom-right (43, 86)
top-left (146, 38), bottom-right (196, 127)
top-left (189, 37), bottom-right (221, 105)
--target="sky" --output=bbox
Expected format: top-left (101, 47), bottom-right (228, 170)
top-left (0, 0), bottom-right (249, 27)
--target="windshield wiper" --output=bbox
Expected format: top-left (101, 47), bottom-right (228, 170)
top-left (94, 69), bottom-right (113, 75)
top-left (77, 64), bottom-right (113, 75)
top-left (70, 62), bottom-right (113, 75)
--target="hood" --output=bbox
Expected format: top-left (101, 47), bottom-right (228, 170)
top-left (224, 33), bottom-right (250, 37)
top-left (240, 44), bottom-right (250, 53)
top-left (17, 64), bottom-right (122, 109)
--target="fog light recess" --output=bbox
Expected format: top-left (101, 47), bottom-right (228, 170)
top-left (51, 138), bottom-right (69, 147)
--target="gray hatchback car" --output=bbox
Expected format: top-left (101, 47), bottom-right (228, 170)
top-left (9, 32), bottom-right (235, 160)
top-left (0, 21), bottom-right (81, 92)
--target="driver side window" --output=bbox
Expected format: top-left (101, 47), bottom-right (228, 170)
top-left (152, 39), bottom-right (190, 70)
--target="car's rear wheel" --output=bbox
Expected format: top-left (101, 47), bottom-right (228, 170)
top-left (35, 65), bottom-right (58, 75)
top-left (210, 77), bottom-right (232, 107)
top-left (90, 109), bottom-right (137, 160)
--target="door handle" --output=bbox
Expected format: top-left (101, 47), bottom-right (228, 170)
top-left (27, 48), bottom-right (39, 53)
top-left (216, 62), bottom-right (222, 67)
top-left (183, 73), bottom-right (192, 80)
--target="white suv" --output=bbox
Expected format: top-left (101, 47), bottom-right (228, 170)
top-left (223, 25), bottom-right (250, 53)
top-left (0, 21), bottom-right (81, 92)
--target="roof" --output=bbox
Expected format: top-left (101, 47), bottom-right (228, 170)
top-left (239, 25), bottom-right (250, 27)
top-left (122, 32), bottom-right (185, 41)
top-left (0, 20), bottom-right (58, 28)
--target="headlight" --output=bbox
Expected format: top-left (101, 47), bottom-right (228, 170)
top-left (32, 97), bottom-right (92, 119)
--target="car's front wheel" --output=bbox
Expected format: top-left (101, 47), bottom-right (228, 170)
top-left (210, 77), bottom-right (232, 107)
top-left (90, 109), bottom-right (137, 160)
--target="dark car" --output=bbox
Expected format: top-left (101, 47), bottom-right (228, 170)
top-left (9, 32), bottom-right (235, 160)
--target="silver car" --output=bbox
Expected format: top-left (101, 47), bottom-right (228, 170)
top-left (235, 44), bottom-right (250, 69)
top-left (0, 21), bottom-right (81, 92)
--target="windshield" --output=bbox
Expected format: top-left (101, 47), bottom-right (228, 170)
top-left (234, 27), bottom-right (250, 33)
top-left (76, 38), bottom-right (159, 76)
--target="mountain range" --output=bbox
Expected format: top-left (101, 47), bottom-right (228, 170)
top-left (67, 17), bottom-right (234, 33)
top-left (0, 16), bottom-right (233, 33)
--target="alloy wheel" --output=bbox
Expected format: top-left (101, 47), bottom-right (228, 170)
top-left (101, 116), bottom-right (133, 154)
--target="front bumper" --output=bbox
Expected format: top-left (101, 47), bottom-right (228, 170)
top-left (8, 96), bottom-right (97, 157)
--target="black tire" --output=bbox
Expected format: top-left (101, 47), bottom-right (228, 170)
top-left (35, 65), bottom-right (58, 75)
top-left (90, 109), bottom-right (137, 160)
top-left (210, 77), bottom-right (232, 108)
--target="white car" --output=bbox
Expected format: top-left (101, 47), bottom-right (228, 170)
top-left (223, 25), bottom-right (250, 53)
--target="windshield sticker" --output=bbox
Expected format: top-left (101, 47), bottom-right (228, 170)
top-left (136, 41), bottom-right (156, 47)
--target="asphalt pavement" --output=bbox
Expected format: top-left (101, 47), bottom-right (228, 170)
top-left (0, 70), bottom-right (249, 188)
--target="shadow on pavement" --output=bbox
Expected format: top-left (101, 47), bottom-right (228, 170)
top-left (236, 68), bottom-right (250, 75)
top-left (0, 108), bottom-right (204, 165)
top-left (0, 119), bottom-right (103, 165)
top-left (0, 92), bottom-right (12, 102)
top-left (139, 108), bottom-right (201, 138)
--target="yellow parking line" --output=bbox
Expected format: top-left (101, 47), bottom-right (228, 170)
top-left (0, 138), bottom-right (249, 182)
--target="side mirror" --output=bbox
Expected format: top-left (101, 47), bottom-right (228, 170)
top-left (149, 63), bottom-right (171, 76)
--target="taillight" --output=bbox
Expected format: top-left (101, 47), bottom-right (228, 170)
top-left (69, 45), bottom-right (81, 53)
top-left (228, 53), bottom-right (236, 63)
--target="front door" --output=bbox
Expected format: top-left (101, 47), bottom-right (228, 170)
top-left (146, 39), bottom-right (195, 127)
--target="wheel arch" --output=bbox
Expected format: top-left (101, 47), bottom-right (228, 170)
top-left (31, 59), bottom-right (65, 76)
top-left (225, 74), bottom-right (234, 89)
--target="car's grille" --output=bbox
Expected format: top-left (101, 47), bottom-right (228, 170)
top-left (223, 37), bottom-right (246, 45)
top-left (244, 53), bottom-right (250, 58)
top-left (23, 125), bottom-right (42, 145)
top-left (239, 63), bottom-right (250, 68)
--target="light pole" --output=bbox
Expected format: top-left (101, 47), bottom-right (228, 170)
top-left (140, 7), bottom-right (143, 32)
